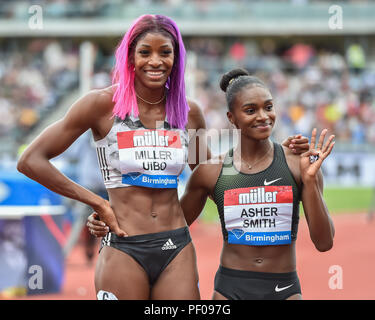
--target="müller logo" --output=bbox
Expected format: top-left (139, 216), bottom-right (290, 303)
top-left (239, 187), bottom-right (278, 204)
top-left (224, 186), bottom-right (292, 207)
top-left (133, 131), bottom-right (170, 147)
top-left (117, 130), bottom-right (181, 149)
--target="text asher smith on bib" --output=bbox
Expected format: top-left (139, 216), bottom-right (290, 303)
top-left (224, 185), bottom-right (293, 245)
top-left (117, 129), bottom-right (186, 188)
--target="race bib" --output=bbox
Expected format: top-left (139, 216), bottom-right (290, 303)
top-left (224, 186), bottom-right (293, 245)
top-left (117, 129), bottom-right (185, 188)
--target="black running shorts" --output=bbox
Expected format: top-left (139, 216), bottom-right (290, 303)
top-left (100, 226), bottom-right (191, 285)
top-left (214, 265), bottom-right (301, 300)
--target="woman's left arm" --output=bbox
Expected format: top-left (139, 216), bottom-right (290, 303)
top-left (300, 129), bottom-right (335, 252)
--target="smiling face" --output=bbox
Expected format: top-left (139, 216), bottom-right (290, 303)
top-left (227, 85), bottom-right (276, 140)
top-left (132, 32), bottom-right (175, 92)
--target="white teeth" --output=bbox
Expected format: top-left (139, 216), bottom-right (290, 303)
top-left (146, 71), bottom-right (163, 75)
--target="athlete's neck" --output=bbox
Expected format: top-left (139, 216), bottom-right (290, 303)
top-left (134, 82), bottom-right (166, 107)
top-left (236, 138), bottom-right (273, 163)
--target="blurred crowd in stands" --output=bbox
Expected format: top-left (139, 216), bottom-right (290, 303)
top-left (0, 40), bottom-right (79, 155)
top-left (187, 38), bottom-right (375, 146)
top-left (1, 36), bottom-right (374, 159)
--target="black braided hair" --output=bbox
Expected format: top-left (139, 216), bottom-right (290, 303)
top-left (220, 68), bottom-right (267, 111)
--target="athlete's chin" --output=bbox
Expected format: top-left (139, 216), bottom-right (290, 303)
top-left (251, 128), bottom-right (273, 140)
top-left (256, 134), bottom-right (272, 141)
top-left (143, 80), bottom-right (168, 90)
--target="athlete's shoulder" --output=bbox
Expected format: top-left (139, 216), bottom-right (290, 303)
top-left (72, 85), bottom-right (113, 111)
top-left (207, 153), bottom-right (226, 165)
top-left (62, 86), bottom-right (115, 132)
top-left (187, 98), bottom-right (201, 113)
top-left (281, 144), bottom-right (300, 164)
top-left (92, 85), bottom-right (116, 110)
top-left (78, 87), bottom-right (116, 124)
top-left (280, 144), bottom-right (302, 186)
top-left (187, 98), bottom-right (206, 130)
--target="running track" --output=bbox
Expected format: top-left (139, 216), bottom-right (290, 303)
top-left (12, 212), bottom-right (375, 300)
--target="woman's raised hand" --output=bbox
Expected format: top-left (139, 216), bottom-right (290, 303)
top-left (300, 128), bottom-right (335, 183)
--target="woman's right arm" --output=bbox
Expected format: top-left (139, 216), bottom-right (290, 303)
top-left (86, 157), bottom-right (222, 237)
top-left (88, 163), bottom-right (213, 235)
top-left (17, 90), bottom-right (126, 236)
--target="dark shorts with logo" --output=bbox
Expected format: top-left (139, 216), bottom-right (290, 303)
top-left (100, 226), bottom-right (191, 285)
top-left (214, 266), bottom-right (301, 300)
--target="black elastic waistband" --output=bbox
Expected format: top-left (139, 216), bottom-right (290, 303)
top-left (218, 266), bottom-right (298, 280)
top-left (109, 226), bottom-right (190, 243)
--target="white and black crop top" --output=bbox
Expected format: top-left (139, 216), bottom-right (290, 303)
top-left (95, 115), bottom-right (189, 189)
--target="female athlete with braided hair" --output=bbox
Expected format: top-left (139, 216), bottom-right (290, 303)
top-left (180, 69), bottom-right (335, 300)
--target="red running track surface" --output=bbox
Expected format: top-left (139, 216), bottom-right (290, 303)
top-left (10, 213), bottom-right (375, 300)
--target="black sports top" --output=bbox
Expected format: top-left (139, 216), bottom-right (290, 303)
top-left (213, 142), bottom-right (301, 246)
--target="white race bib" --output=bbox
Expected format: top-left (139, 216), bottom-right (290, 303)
top-left (117, 129), bottom-right (186, 188)
top-left (224, 186), bottom-right (293, 245)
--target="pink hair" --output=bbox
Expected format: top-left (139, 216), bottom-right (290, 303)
top-left (111, 15), bottom-right (189, 129)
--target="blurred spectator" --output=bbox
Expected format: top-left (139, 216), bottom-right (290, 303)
top-left (346, 43), bottom-right (366, 74)
top-left (284, 43), bottom-right (315, 70)
top-left (229, 42), bottom-right (247, 62)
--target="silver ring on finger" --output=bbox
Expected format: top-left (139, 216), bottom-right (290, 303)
top-left (309, 154), bottom-right (319, 163)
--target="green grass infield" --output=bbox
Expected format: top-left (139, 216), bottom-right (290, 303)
top-left (200, 187), bottom-right (374, 223)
